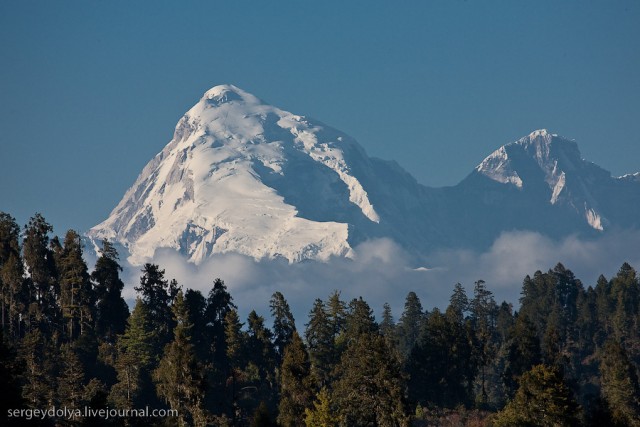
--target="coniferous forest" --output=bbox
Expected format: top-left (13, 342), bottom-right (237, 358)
top-left (1, 212), bottom-right (640, 426)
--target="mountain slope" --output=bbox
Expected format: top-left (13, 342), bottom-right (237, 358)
top-left (88, 85), bottom-right (385, 264)
top-left (88, 85), bottom-right (640, 265)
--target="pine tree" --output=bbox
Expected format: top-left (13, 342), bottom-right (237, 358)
top-left (599, 340), bottom-right (640, 427)
top-left (469, 279), bottom-right (497, 405)
top-left (23, 213), bottom-right (59, 333)
top-left (380, 302), bottom-right (398, 351)
top-left (204, 278), bottom-right (237, 415)
top-left (610, 263), bottom-right (639, 344)
top-left (502, 316), bottom-right (541, 397)
top-left (57, 344), bottom-right (86, 410)
top-left (20, 328), bottom-right (57, 408)
top-left (154, 290), bottom-right (208, 427)
top-left (493, 364), bottom-right (580, 427)
top-left (245, 309), bottom-right (276, 414)
top-left (184, 288), bottom-right (208, 362)
top-left (59, 230), bottom-right (94, 341)
top-left (304, 387), bottom-right (338, 427)
top-left (224, 308), bottom-right (246, 422)
top-left (332, 331), bottom-right (408, 426)
top-left (326, 290), bottom-right (347, 340)
top-left (408, 308), bottom-right (473, 408)
top-left (397, 291), bottom-right (424, 359)
top-left (92, 240), bottom-right (129, 342)
top-left (205, 278), bottom-right (236, 365)
top-left (448, 283), bottom-right (469, 324)
top-left (135, 263), bottom-right (179, 355)
top-left (305, 299), bottom-right (334, 387)
top-left (277, 331), bottom-right (313, 427)
top-left (269, 291), bottom-right (296, 366)
top-left (109, 298), bottom-right (155, 409)
top-left (343, 297), bottom-right (378, 343)
top-left (0, 212), bottom-right (25, 340)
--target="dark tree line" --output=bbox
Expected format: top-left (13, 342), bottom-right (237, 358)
top-left (1, 211), bottom-right (640, 426)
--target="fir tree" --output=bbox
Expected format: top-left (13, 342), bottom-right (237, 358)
top-left (277, 331), bottom-right (313, 427)
top-left (304, 387), bottom-right (338, 427)
top-left (493, 364), bottom-right (580, 427)
top-left (135, 263), bottom-right (179, 356)
top-left (57, 344), bottom-right (86, 410)
top-left (269, 291), bottom-right (296, 366)
top-left (599, 340), bottom-right (640, 427)
top-left (184, 288), bottom-right (208, 362)
top-left (332, 331), bottom-right (408, 426)
top-left (0, 212), bottom-right (25, 340)
top-left (469, 279), bottom-right (497, 405)
top-left (59, 230), bottom-right (94, 340)
top-left (20, 328), bottom-right (57, 408)
top-left (305, 299), bottom-right (334, 387)
top-left (109, 298), bottom-right (155, 409)
top-left (205, 278), bottom-right (236, 365)
top-left (154, 290), bottom-right (207, 427)
top-left (23, 213), bottom-right (59, 333)
top-left (91, 240), bottom-right (129, 342)
top-left (343, 297), bottom-right (377, 343)
top-left (397, 291), bottom-right (424, 358)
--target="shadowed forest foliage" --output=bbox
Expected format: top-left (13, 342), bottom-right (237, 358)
top-left (1, 212), bottom-right (640, 426)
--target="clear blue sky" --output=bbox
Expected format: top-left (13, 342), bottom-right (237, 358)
top-left (1, 1), bottom-right (638, 235)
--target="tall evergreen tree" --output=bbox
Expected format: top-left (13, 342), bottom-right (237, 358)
top-left (277, 331), bottom-right (313, 427)
top-left (305, 299), bottom-right (334, 387)
top-left (246, 310), bottom-right (276, 401)
top-left (599, 340), bottom-right (640, 427)
top-left (57, 344), bottom-right (86, 410)
top-left (154, 290), bottom-right (208, 427)
top-left (469, 279), bottom-right (497, 404)
top-left (224, 308), bottom-right (246, 424)
top-left (610, 263), bottom-right (639, 344)
top-left (408, 308), bottom-right (473, 408)
top-left (448, 283), bottom-right (469, 324)
top-left (343, 297), bottom-right (378, 343)
top-left (59, 230), bottom-right (94, 340)
top-left (397, 291), bottom-right (424, 358)
top-left (380, 302), bottom-right (398, 351)
top-left (92, 240), bottom-right (129, 341)
top-left (135, 263), bottom-right (179, 355)
top-left (502, 316), bottom-right (542, 398)
top-left (184, 288), bottom-right (208, 362)
top-left (270, 291), bottom-right (296, 366)
top-left (326, 290), bottom-right (347, 340)
top-left (493, 364), bottom-right (580, 427)
top-left (20, 328), bottom-right (57, 408)
top-left (0, 213), bottom-right (25, 339)
top-left (332, 331), bottom-right (408, 426)
top-left (23, 213), bottom-right (59, 333)
top-left (205, 278), bottom-right (236, 365)
top-left (109, 298), bottom-right (155, 409)
top-left (203, 279), bottom-right (236, 416)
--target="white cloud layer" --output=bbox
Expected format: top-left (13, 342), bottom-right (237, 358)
top-left (115, 230), bottom-right (640, 327)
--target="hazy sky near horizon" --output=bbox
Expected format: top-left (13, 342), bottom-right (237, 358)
top-left (1, 1), bottom-right (639, 234)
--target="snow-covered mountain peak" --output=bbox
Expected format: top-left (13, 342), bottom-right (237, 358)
top-left (89, 85), bottom-right (383, 264)
top-left (476, 130), bottom-right (584, 187)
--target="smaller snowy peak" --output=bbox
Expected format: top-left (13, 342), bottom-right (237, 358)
top-left (476, 129), bottom-right (582, 189)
